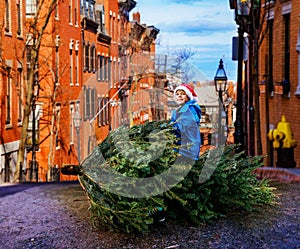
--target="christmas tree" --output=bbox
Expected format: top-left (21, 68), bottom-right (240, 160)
top-left (66, 121), bottom-right (276, 233)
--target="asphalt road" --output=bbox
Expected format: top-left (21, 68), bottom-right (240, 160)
top-left (0, 181), bottom-right (299, 249)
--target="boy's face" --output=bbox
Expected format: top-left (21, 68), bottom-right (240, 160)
top-left (175, 90), bottom-right (189, 105)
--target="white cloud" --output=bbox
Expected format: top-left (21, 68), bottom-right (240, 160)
top-left (133, 0), bottom-right (238, 81)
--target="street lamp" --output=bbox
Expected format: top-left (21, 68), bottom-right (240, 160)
top-left (32, 76), bottom-right (39, 182)
top-left (73, 110), bottom-right (82, 164)
top-left (214, 59), bottom-right (228, 146)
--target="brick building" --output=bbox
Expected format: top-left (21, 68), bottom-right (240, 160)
top-left (0, 0), bottom-right (26, 182)
top-left (37, 0), bottom-right (159, 182)
top-left (0, 0), bottom-right (160, 183)
top-left (258, 0), bottom-right (299, 168)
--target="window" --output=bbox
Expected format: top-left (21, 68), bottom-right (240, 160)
top-left (6, 68), bottom-right (12, 125)
top-left (98, 96), bottom-right (103, 126)
top-left (81, 0), bottom-right (96, 20)
top-left (75, 50), bottom-right (79, 85)
top-left (113, 16), bottom-right (116, 41)
top-left (118, 59), bottom-right (121, 83)
top-left (91, 88), bottom-right (96, 117)
top-left (75, 101), bottom-right (80, 112)
top-left (102, 57), bottom-right (110, 82)
top-left (98, 95), bottom-right (109, 126)
top-left (110, 14), bottom-right (113, 38)
top-left (89, 1), bottom-right (94, 20)
top-left (282, 13), bottom-right (290, 96)
top-left (74, 0), bottom-right (78, 26)
top-left (55, 104), bottom-right (61, 150)
top-left (75, 8), bottom-right (78, 24)
top-left (26, 0), bottom-right (36, 18)
top-left (283, 13), bottom-right (290, 82)
top-left (80, 0), bottom-right (83, 14)
top-left (100, 6), bottom-right (105, 32)
top-left (267, 19), bottom-right (274, 94)
top-left (112, 60), bottom-right (116, 85)
top-left (5, 0), bottom-right (10, 32)
top-left (104, 96), bottom-right (109, 124)
top-left (69, 0), bottom-right (72, 24)
top-left (108, 58), bottom-right (111, 82)
top-left (69, 6), bottom-right (72, 24)
top-left (115, 15), bottom-right (119, 42)
top-left (84, 87), bottom-right (96, 120)
top-left (17, 68), bottom-right (23, 122)
top-left (99, 55), bottom-right (104, 81)
top-left (70, 49), bottom-right (73, 85)
top-left (104, 57), bottom-right (107, 81)
top-left (95, 4), bottom-right (105, 33)
top-left (17, 2), bottom-right (21, 35)
top-left (90, 44), bottom-right (95, 72)
top-left (84, 0), bottom-right (88, 16)
top-left (83, 42), bottom-right (96, 72)
top-left (84, 42), bottom-right (90, 71)
top-left (85, 87), bottom-right (90, 119)
top-left (97, 55), bottom-right (101, 81)
top-left (70, 102), bottom-right (75, 144)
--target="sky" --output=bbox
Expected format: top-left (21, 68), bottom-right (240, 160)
top-left (132, 0), bottom-right (238, 82)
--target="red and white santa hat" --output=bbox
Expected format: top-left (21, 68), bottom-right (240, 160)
top-left (174, 84), bottom-right (198, 101)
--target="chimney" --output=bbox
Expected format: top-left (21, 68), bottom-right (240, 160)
top-left (132, 12), bottom-right (140, 23)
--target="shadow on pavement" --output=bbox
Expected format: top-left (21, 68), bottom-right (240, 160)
top-left (0, 181), bottom-right (79, 198)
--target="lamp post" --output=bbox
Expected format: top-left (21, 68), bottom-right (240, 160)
top-left (230, 0), bottom-right (251, 151)
top-left (73, 110), bottom-right (82, 164)
top-left (32, 76), bottom-right (39, 182)
top-left (214, 59), bottom-right (228, 146)
top-left (234, 26), bottom-right (245, 151)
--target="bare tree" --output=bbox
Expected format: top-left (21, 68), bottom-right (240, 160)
top-left (14, 0), bottom-right (58, 182)
top-left (157, 46), bottom-right (198, 88)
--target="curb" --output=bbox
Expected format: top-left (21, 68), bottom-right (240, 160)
top-left (255, 167), bottom-right (300, 183)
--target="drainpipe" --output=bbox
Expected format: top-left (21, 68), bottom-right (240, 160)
top-left (295, 27), bottom-right (300, 97)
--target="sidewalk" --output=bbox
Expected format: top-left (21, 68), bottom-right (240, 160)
top-left (255, 167), bottom-right (300, 183)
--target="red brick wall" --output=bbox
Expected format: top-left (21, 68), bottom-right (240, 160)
top-left (0, 0), bottom-right (25, 144)
top-left (259, 0), bottom-right (300, 168)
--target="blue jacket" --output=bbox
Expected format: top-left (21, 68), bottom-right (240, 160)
top-left (171, 100), bottom-right (201, 160)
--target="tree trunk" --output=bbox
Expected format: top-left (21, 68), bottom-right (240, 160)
top-left (14, 83), bottom-right (33, 182)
